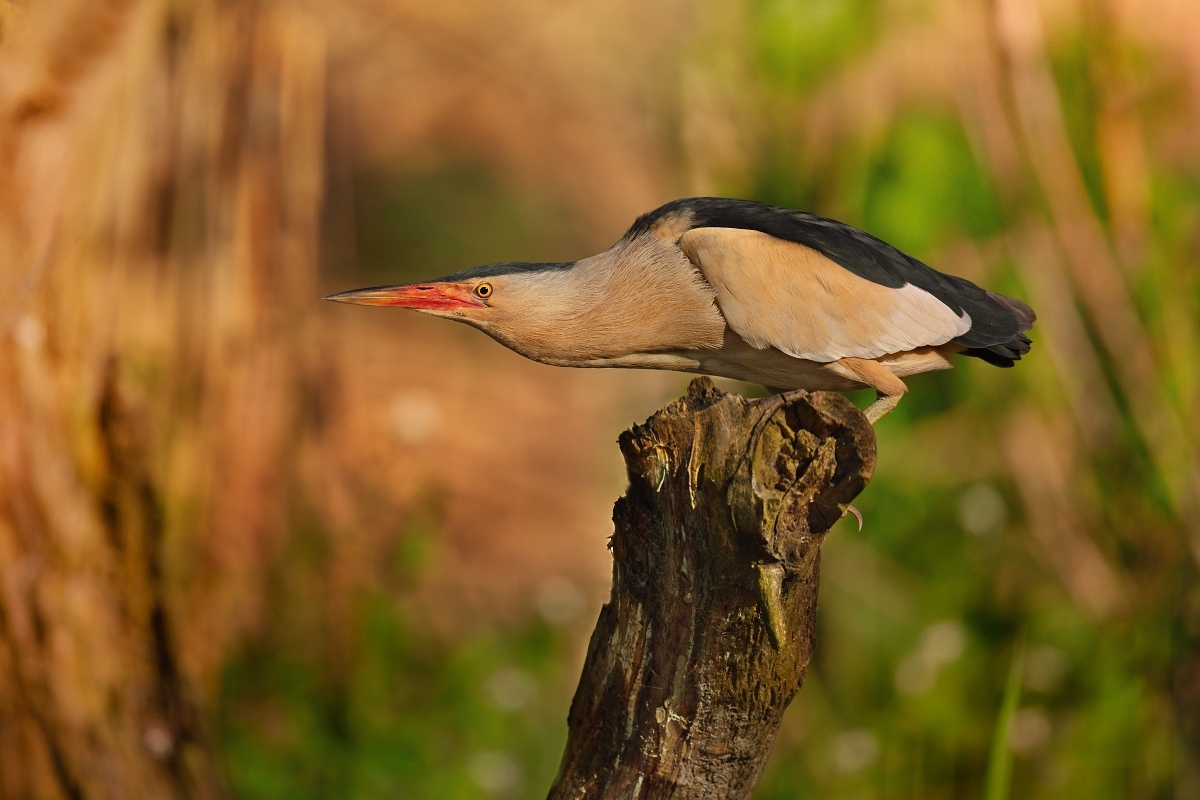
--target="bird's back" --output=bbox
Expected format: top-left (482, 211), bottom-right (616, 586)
top-left (625, 197), bottom-right (1034, 367)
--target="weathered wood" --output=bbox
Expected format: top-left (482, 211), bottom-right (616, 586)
top-left (548, 378), bottom-right (876, 800)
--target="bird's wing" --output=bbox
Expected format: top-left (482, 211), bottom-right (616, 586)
top-left (633, 198), bottom-right (1033, 361)
top-left (679, 226), bottom-right (972, 362)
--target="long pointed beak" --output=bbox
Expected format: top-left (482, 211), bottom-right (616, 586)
top-left (323, 282), bottom-right (484, 311)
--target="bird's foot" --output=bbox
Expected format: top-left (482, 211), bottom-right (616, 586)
top-left (841, 505), bottom-right (863, 531)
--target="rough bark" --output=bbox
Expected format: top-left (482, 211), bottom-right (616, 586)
top-left (548, 378), bottom-right (876, 800)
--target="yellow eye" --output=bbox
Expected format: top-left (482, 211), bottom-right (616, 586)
top-left (475, 283), bottom-right (493, 299)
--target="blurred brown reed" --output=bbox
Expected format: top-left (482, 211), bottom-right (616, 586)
top-left (0, 0), bottom-right (692, 795)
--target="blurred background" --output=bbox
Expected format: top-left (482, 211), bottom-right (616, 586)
top-left (0, 0), bottom-right (1198, 797)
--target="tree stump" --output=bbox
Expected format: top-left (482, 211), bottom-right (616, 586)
top-left (548, 378), bottom-right (876, 800)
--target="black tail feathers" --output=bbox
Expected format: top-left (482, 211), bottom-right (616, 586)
top-left (961, 291), bottom-right (1036, 367)
top-left (961, 333), bottom-right (1032, 367)
top-left (987, 291), bottom-right (1036, 331)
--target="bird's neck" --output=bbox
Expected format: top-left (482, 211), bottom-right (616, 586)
top-left (491, 240), bottom-right (726, 364)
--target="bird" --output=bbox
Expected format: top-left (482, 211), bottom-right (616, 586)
top-left (326, 197), bottom-right (1034, 424)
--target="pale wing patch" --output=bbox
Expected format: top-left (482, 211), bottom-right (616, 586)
top-left (679, 227), bottom-right (970, 362)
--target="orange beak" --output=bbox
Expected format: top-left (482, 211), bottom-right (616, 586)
top-left (323, 282), bottom-right (485, 311)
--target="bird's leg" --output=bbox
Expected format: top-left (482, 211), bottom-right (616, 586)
top-left (829, 358), bottom-right (908, 426)
top-left (863, 391), bottom-right (902, 425)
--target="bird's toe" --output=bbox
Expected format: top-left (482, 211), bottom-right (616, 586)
top-left (841, 505), bottom-right (864, 531)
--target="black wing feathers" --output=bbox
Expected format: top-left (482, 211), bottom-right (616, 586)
top-left (629, 197), bottom-right (1035, 362)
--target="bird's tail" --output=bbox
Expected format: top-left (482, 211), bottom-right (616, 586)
top-left (961, 291), bottom-right (1036, 368)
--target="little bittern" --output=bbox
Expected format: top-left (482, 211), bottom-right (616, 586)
top-left (327, 197), bottom-right (1035, 423)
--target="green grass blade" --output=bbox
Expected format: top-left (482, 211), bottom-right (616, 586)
top-left (984, 634), bottom-right (1026, 800)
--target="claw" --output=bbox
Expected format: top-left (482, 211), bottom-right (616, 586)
top-left (841, 505), bottom-right (863, 531)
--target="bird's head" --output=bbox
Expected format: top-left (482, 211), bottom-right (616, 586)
top-left (324, 262), bottom-right (582, 360)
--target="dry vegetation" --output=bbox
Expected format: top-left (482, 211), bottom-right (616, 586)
top-left (0, 0), bottom-right (691, 795)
